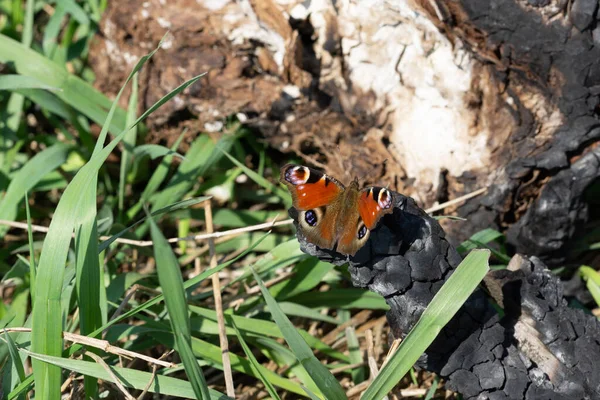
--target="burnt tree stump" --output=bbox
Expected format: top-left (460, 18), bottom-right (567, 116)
top-left (290, 193), bottom-right (600, 399)
top-left (414, 0), bottom-right (600, 266)
top-left (91, 0), bottom-right (600, 269)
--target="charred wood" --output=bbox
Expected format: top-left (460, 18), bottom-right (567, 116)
top-left (291, 194), bottom-right (600, 399)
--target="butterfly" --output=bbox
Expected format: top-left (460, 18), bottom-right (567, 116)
top-left (280, 164), bottom-right (394, 256)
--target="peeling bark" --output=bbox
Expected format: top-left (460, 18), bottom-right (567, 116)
top-left (291, 195), bottom-right (600, 399)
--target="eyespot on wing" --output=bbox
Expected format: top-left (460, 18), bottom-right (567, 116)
top-left (280, 164), bottom-right (344, 210)
top-left (358, 187), bottom-right (393, 229)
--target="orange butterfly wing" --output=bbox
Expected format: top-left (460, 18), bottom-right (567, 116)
top-left (280, 164), bottom-right (344, 210)
top-left (358, 187), bottom-right (393, 229)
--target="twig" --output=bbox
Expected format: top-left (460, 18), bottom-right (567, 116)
top-left (0, 186), bottom-right (487, 247)
top-left (425, 187), bottom-right (487, 214)
top-left (346, 380), bottom-right (369, 397)
top-left (365, 329), bottom-right (379, 378)
top-left (365, 329), bottom-right (389, 400)
top-left (399, 388), bottom-right (428, 396)
top-left (2, 328), bottom-right (175, 368)
top-left (330, 361), bottom-right (365, 375)
top-left (0, 218), bottom-right (292, 247)
top-left (108, 284), bottom-right (140, 324)
top-left (137, 350), bottom-right (172, 400)
top-left (204, 201), bottom-right (235, 397)
top-left (380, 338), bottom-right (402, 370)
top-left (224, 270), bottom-right (296, 309)
top-left (60, 372), bottom-right (75, 393)
top-left (86, 350), bottom-right (136, 400)
top-left (322, 310), bottom-right (372, 345)
top-left (137, 364), bottom-right (158, 400)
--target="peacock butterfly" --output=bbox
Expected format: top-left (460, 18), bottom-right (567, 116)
top-left (280, 164), bottom-right (394, 256)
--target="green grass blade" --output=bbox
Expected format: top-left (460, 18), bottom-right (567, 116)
top-left (126, 130), bottom-right (188, 219)
top-left (118, 73), bottom-right (139, 213)
top-left (579, 266), bottom-right (600, 307)
top-left (25, 193), bottom-right (36, 304)
top-left (287, 289), bottom-right (388, 310)
top-left (250, 336), bottom-right (321, 395)
top-left (74, 186), bottom-right (102, 399)
top-left (21, 0), bottom-right (34, 47)
top-left (361, 249), bottom-right (490, 400)
top-left (66, 233), bottom-right (270, 362)
top-left (345, 327), bottom-right (365, 384)
top-left (230, 318), bottom-right (282, 400)
top-left (0, 0), bottom-right (33, 170)
top-left (219, 149), bottom-right (290, 202)
top-left (92, 34), bottom-right (173, 156)
top-left (148, 211), bottom-right (210, 399)
top-left (133, 144), bottom-right (185, 161)
top-left (98, 196), bottom-right (211, 252)
top-left (140, 129), bottom-right (187, 202)
top-left (0, 34), bottom-right (127, 135)
top-left (250, 267), bottom-right (346, 400)
top-left (60, 0), bottom-right (90, 25)
top-left (6, 374), bottom-right (32, 400)
top-left (229, 239), bottom-right (307, 285)
top-left (150, 133), bottom-right (237, 213)
top-left (189, 306), bottom-right (349, 362)
top-left (269, 258), bottom-right (335, 300)
top-left (423, 376), bottom-right (440, 400)
top-left (21, 350), bottom-right (229, 400)
top-left (0, 75), bottom-right (62, 91)
top-left (1, 329), bottom-right (26, 399)
top-left (276, 302), bottom-right (340, 325)
top-left (457, 228), bottom-right (504, 253)
top-left (30, 62), bottom-right (203, 400)
top-left (0, 143), bottom-right (71, 236)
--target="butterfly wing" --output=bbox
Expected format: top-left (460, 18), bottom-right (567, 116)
top-left (358, 187), bottom-right (394, 230)
top-left (280, 164), bottom-right (345, 210)
top-left (280, 164), bottom-right (345, 250)
top-left (334, 185), bottom-right (393, 256)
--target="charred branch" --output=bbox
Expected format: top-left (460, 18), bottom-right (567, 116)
top-left (291, 194), bottom-right (600, 399)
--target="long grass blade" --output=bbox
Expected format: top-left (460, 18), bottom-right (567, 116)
top-left (118, 73), bottom-right (139, 213)
top-left (148, 210), bottom-right (210, 399)
top-left (0, 34), bottom-right (127, 135)
top-left (74, 186), bottom-right (102, 398)
top-left (98, 196), bottom-right (211, 252)
top-left (67, 233), bottom-right (270, 359)
top-left (1, 329), bottom-right (26, 399)
top-left (250, 267), bottom-right (346, 400)
top-left (0, 143), bottom-right (71, 236)
top-left (21, 350), bottom-right (229, 400)
top-left (30, 57), bottom-right (204, 400)
top-left (219, 148), bottom-right (290, 201)
top-left (25, 193), bottom-right (36, 304)
top-left (361, 249), bottom-right (490, 400)
top-left (230, 318), bottom-right (282, 400)
top-left (580, 266), bottom-right (600, 306)
top-left (150, 133), bottom-right (237, 213)
top-left (0, 75), bottom-right (62, 91)
top-left (188, 306), bottom-right (349, 362)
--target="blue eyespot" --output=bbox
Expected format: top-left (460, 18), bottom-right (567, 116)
top-left (358, 225), bottom-right (367, 239)
top-left (305, 210), bottom-right (318, 226)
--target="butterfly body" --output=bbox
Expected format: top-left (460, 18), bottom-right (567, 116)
top-left (280, 164), bottom-right (394, 256)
